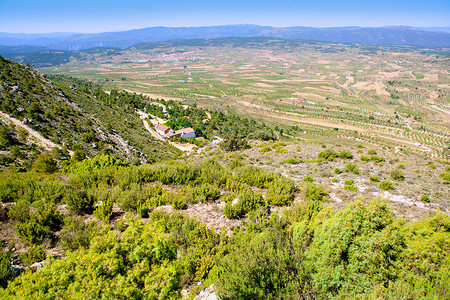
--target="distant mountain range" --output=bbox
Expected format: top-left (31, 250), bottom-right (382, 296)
top-left (1, 25), bottom-right (449, 50)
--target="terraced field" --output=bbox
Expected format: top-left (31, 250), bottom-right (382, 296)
top-left (40, 39), bottom-right (450, 159)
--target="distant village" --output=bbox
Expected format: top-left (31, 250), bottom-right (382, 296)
top-left (155, 124), bottom-right (196, 139)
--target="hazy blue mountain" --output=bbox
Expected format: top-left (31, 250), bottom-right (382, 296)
top-left (1, 25), bottom-right (449, 50)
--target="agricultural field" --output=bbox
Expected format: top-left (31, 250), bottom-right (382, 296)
top-left (40, 38), bottom-right (450, 159)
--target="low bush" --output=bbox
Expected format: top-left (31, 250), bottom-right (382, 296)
top-left (345, 163), bottom-right (360, 175)
top-left (420, 194), bottom-right (430, 203)
top-left (223, 190), bottom-right (265, 219)
top-left (64, 188), bottom-right (96, 214)
top-left (303, 175), bottom-right (314, 182)
top-left (339, 150), bottom-right (353, 159)
top-left (318, 149), bottom-right (338, 161)
top-left (379, 180), bottom-right (394, 190)
top-left (93, 200), bottom-right (113, 223)
top-left (439, 171), bottom-right (450, 182)
top-left (266, 178), bottom-right (296, 206)
top-left (19, 246), bottom-right (46, 266)
top-left (391, 169), bottom-right (405, 181)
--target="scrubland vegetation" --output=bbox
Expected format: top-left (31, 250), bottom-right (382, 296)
top-left (0, 36), bottom-right (449, 300)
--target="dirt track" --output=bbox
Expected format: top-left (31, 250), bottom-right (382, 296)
top-left (0, 111), bottom-right (72, 155)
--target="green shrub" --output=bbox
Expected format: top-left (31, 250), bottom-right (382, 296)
top-left (284, 158), bottom-right (302, 164)
top-left (339, 150), bottom-right (353, 159)
top-left (397, 164), bottom-right (405, 169)
top-left (15, 218), bottom-right (50, 244)
top-left (19, 246), bottom-right (46, 266)
top-left (65, 188), bottom-right (96, 214)
top-left (420, 194), bottom-right (430, 203)
top-left (59, 216), bottom-right (99, 251)
top-left (303, 175), bottom-right (314, 182)
top-left (275, 148), bottom-right (288, 154)
top-left (334, 167), bottom-right (342, 174)
top-left (345, 163), bottom-right (360, 175)
top-left (93, 200), bottom-right (113, 223)
top-left (439, 171), bottom-right (450, 181)
top-left (11, 199), bottom-right (63, 244)
top-left (266, 178), bottom-right (296, 206)
top-left (331, 178), bottom-right (339, 183)
top-left (223, 190), bottom-right (265, 219)
top-left (361, 156), bottom-right (370, 162)
top-left (32, 153), bottom-right (58, 174)
top-left (137, 206), bottom-right (149, 218)
top-left (391, 169), bottom-right (405, 181)
top-left (344, 185), bottom-right (358, 192)
top-left (172, 197), bottom-right (186, 210)
top-left (228, 159), bottom-right (244, 169)
top-left (318, 149), bottom-right (338, 161)
top-left (0, 248), bottom-right (13, 288)
top-left (259, 146), bottom-right (271, 153)
top-left (370, 176), bottom-right (380, 182)
top-left (370, 155), bottom-right (385, 163)
top-left (345, 179), bottom-right (355, 185)
top-left (379, 180), bottom-right (394, 190)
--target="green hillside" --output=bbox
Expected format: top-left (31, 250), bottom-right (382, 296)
top-left (0, 56), bottom-right (449, 299)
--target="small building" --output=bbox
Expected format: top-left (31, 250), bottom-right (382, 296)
top-left (156, 124), bottom-right (172, 136)
top-left (174, 127), bottom-right (196, 139)
top-left (166, 132), bottom-right (181, 139)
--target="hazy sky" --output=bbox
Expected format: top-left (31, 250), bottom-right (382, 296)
top-left (1, 0), bottom-right (449, 33)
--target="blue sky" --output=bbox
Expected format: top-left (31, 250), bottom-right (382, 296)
top-left (1, 0), bottom-right (449, 33)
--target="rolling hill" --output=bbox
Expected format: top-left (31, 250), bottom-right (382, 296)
top-left (1, 24), bottom-right (450, 50)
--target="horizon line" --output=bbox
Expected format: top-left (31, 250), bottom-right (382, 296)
top-left (2, 24), bottom-right (450, 35)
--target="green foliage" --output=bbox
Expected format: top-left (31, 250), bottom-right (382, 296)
top-left (334, 167), bottom-right (342, 174)
top-left (69, 154), bottom-right (127, 173)
top-left (420, 194), bottom-right (430, 203)
top-left (303, 175), bottom-right (314, 182)
top-left (64, 188), bottom-right (96, 214)
top-left (370, 176), bottom-right (380, 182)
top-left (344, 184), bottom-right (358, 192)
top-left (379, 180), bottom-right (394, 190)
top-left (215, 229), bottom-right (311, 299)
top-left (0, 124), bottom-right (15, 150)
top-left (345, 162), bottom-right (360, 174)
top-left (59, 216), bottom-right (99, 252)
top-left (391, 169), bottom-right (405, 181)
top-left (18, 246), bottom-right (46, 266)
top-left (306, 199), bottom-right (405, 299)
top-left (339, 149), bottom-right (353, 159)
top-left (284, 157), bottom-right (302, 164)
top-left (275, 147), bottom-right (288, 153)
top-left (427, 161), bottom-right (436, 169)
top-left (2, 219), bottom-right (179, 299)
top-left (15, 217), bottom-right (50, 244)
top-left (318, 148), bottom-right (338, 161)
top-left (220, 133), bottom-right (250, 152)
top-left (11, 199), bottom-right (63, 244)
top-left (93, 200), bottom-right (113, 223)
top-left (302, 182), bottom-right (328, 220)
top-left (0, 248), bottom-right (13, 288)
top-left (32, 153), bottom-right (58, 173)
top-left (265, 178), bottom-right (297, 206)
top-left (370, 155), bottom-right (385, 163)
top-left (223, 189), bottom-right (265, 219)
top-left (439, 171), bottom-right (450, 181)
top-left (344, 179), bottom-right (354, 185)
